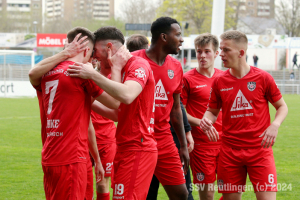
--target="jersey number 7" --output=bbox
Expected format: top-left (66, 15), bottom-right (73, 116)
top-left (45, 80), bottom-right (59, 115)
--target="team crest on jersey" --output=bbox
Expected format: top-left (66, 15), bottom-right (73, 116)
top-left (135, 67), bottom-right (146, 80)
top-left (247, 82), bottom-right (256, 91)
top-left (168, 69), bottom-right (174, 79)
top-left (197, 173), bottom-right (205, 181)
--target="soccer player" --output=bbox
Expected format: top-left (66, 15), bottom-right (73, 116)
top-left (126, 32), bottom-right (194, 200)
top-left (200, 30), bottom-right (288, 200)
top-left (90, 59), bottom-right (117, 200)
top-left (126, 34), bottom-right (149, 52)
top-left (132, 17), bottom-right (190, 200)
top-left (29, 27), bottom-right (107, 200)
top-left (67, 26), bottom-right (158, 200)
top-left (181, 33), bottom-right (223, 200)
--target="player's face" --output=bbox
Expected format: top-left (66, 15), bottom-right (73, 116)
top-left (219, 39), bottom-right (240, 69)
top-left (165, 23), bottom-right (184, 55)
top-left (196, 43), bottom-right (218, 70)
top-left (93, 40), bottom-right (110, 68)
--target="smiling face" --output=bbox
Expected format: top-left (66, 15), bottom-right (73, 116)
top-left (165, 23), bottom-right (184, 55)
top-left (196, 42), bottom-right (218, 70)
top-left (219, 39), bottom-right (241, 69)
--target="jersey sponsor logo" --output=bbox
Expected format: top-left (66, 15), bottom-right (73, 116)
top-left (196, 84), bottom-right (207, 88)
top-left (247, 82), bottom-right (256, 91)
top-left (197, 172), bottom-right (205, 181)
top-left (155, 79), bottom-right (168, 100)
top-left (220, 87), bottom-right (233, 92)
top-left (135, 67), bottom-right (146, 80)
top-left (168, 69), bottom-right (174, 79)
top-left (231, 90), bottom-right (253, 111)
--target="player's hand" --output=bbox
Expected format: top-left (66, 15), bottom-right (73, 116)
top-left (94, 160), bottom-right (104, 183)
top-left (179, 146), bottom-right (190, 175)
top-left (205, 126), bottom-right (219, 142)
top-left (68, 62), bottom-right (95, 79)
top-left (64, 33), bottom-right (89, 58)
top-left (186, 131), bottom-right (194, 153)
top-left (107, 45), bottom-right (132, 71)
top-left (259, 122), bottom-right (279, 148)
top-left (199, 117), bottom-right (213, 132)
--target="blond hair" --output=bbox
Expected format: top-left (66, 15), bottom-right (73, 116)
top-left (194, 33), bottom-right (219, 52)
top-left (220, 30), bottom-right (248, 46)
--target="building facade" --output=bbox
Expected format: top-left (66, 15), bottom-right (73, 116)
top-left (228, 0), bottom-right (275, 18)
top-left (0, 0), bottom-right (43, 33)
top-left (45, 0), bottom-right (114, 22)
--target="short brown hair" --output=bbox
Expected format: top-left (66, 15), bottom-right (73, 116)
top-left (67, 27), bottom-right (95, 45)
top-left (194, 33), bottom-right (219, 52)
top-left (94, 26), bottom-right (125, 44)
top-left (126, 34), bottom-right (149, 52)
top-left (220, 30), bottom-right (248, 45)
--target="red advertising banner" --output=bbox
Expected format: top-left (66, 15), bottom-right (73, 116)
top-left (37, 33), bottom-right (67, 47)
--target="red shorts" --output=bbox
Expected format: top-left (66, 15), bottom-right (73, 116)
top-left (217, 145), bottom-right (277, 193)
top-left (43, 163), bottom-right (87, 200)
top-left (190, 146), bottom-right (220, 184)
top-left (112, 150), bottom-right (157, 200)
top-left (85, 158), bottom-right (94, 200)
top-left (154, 143), bottom-right (186, 186)
top-left (98, 142), bottom-right (116, 177)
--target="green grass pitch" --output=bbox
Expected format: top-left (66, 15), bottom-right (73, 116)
top-left (0, 95), bottom-right (299, 199)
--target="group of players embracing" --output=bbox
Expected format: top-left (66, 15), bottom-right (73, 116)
top-left (29, 16), bottom-right (288, 200)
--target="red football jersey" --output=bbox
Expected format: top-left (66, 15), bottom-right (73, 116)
top-left (116, 56), bottom-right (157, 152)
top-left (39, 60), bottom-right (103, 166)
top-left (208, 66), bottom-right (282, 148)
top-left (181, 68), bottom-right (223, 148)
top-left (91, 110), bottom-right (116, 144)
top-left (35, 87), bottom-right (47, 146)
top-left (132, 50), bottom-right (183, 149)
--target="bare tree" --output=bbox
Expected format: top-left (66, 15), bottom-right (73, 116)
top-left (120, 0), bottom-right (158, 23)
top-left (276, 0), bottom-right (300, 37)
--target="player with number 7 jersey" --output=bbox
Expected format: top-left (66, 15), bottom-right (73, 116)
top-left (29, 28), bottom-right (106, 200)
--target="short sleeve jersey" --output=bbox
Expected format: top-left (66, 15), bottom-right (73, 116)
top-left (132, 49), bottom-right (183, 149)
top-left (208, 66), bottom-right (282, 148)
top-left (91, 110), bottom-right (116, 144)
top-left (116, 56), bottom-right (157, 152)
top-left (35, 86), bottom-right (47, 146)
top-left (181, 68), bottom-right (223, 148)
top-left (38, 61), bottom-right (103, 166)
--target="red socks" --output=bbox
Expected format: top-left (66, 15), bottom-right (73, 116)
top-left (219, 196), bottom-right (223, 200)
top-left (97, 192), bottom-right (110, 200)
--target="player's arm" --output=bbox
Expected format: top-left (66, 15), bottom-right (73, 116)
top-left (180, 102), bottom-right (194, 153)
top-left (88, 118), bottom-right (104, 183)
top-left (78, 67), bottom-right (142, 105)
top-left (95, 45), bottom-right (132, 109)
top-left (170, 93), bottom-right (189, 174)
top-left (260, 97), bottom-right (288, 148)
top-left (200, 107), bottom-right (220, 142)
top-left (91, 100), bottom-right (118, 122)
top-left (182, 104), bottom-right (201, 127)
top-left (28, 33), bottom-right (88, 86)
